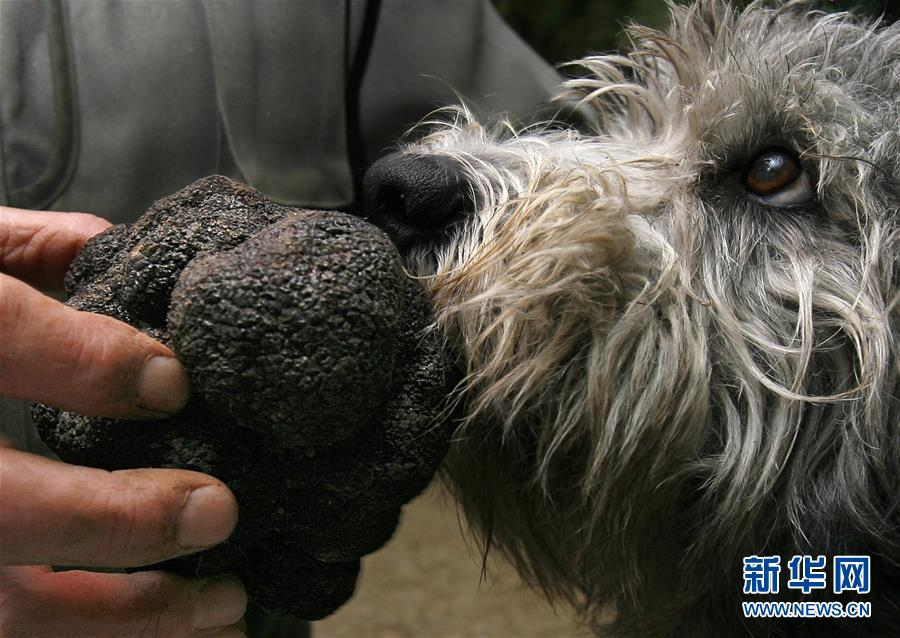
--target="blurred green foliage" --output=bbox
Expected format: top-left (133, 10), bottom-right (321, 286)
top-left (494, 1), bottom-right (900, 65)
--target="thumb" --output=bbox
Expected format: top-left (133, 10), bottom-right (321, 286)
top-left (0, 274), bottom-right (189, 418)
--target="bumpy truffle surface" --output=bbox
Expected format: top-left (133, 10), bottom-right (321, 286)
top-left (33, 175), bottom-right (455, 619)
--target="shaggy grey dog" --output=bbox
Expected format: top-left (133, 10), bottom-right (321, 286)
top-left (366, 1), bottom-right (898, 636)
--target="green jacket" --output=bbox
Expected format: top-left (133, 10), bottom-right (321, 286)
top-left (0, 0), bottom-right (559, 218)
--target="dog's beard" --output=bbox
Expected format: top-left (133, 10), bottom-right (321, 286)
top-left (425, 175), bottom-right (897, 632)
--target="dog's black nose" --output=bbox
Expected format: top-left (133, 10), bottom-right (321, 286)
top-left (364, 153), bottom-right (471, 249)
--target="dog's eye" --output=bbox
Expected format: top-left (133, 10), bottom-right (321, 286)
top-left (743, 148), bottom-right (814, 206)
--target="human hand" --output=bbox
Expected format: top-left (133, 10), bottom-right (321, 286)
top-left (0, 207), bottom-right (245, 636)
top-left (0, 206), bottom-right (190, 417)
top-left (0, 442), bottom-right (246, 637)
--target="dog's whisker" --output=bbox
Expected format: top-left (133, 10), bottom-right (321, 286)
top-left (364, 2), bottom-right (899, 634)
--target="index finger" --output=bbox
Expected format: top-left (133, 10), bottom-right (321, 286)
top-left (0, 445), bottom-right (238, 568)
top-left (0, 274), bottom-right (190, 418)
top-left (0, 206), bottom-right (111, 291)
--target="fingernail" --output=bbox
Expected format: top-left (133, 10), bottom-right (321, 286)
top-left (137, 355), bottom-right (190, 413)
top-left (193, 577), bottom-right (247, 630)
top-left (177, 485), bottom-right (238, 550)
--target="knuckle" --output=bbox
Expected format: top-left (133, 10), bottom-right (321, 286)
top-left (93, 486), bottom-right (153, 562)
top-left (72, 319), bottom-right (117, 373)
top-left (70, 317), bottom-right (139, 403)
top-left (19, 225), bottom-right (62, 270)
top-left (103, 489), bottom-right (136, 559)
top-left (0, 226), bottom-right (35, 274)
top-left (96, 474), bottom-right (187, 564)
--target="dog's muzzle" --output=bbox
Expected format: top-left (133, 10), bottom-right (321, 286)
top-left (364, 153), bottom-right (472, 251)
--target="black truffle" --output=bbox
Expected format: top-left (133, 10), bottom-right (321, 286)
top-left (33, 176), bottom-right (456, 619)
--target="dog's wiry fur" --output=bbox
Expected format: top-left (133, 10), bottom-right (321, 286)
top-left (396, 2), bottom-right (899, 636)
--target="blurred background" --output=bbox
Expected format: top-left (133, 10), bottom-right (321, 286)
top-left (494, 0), bottom-right (900, 66)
